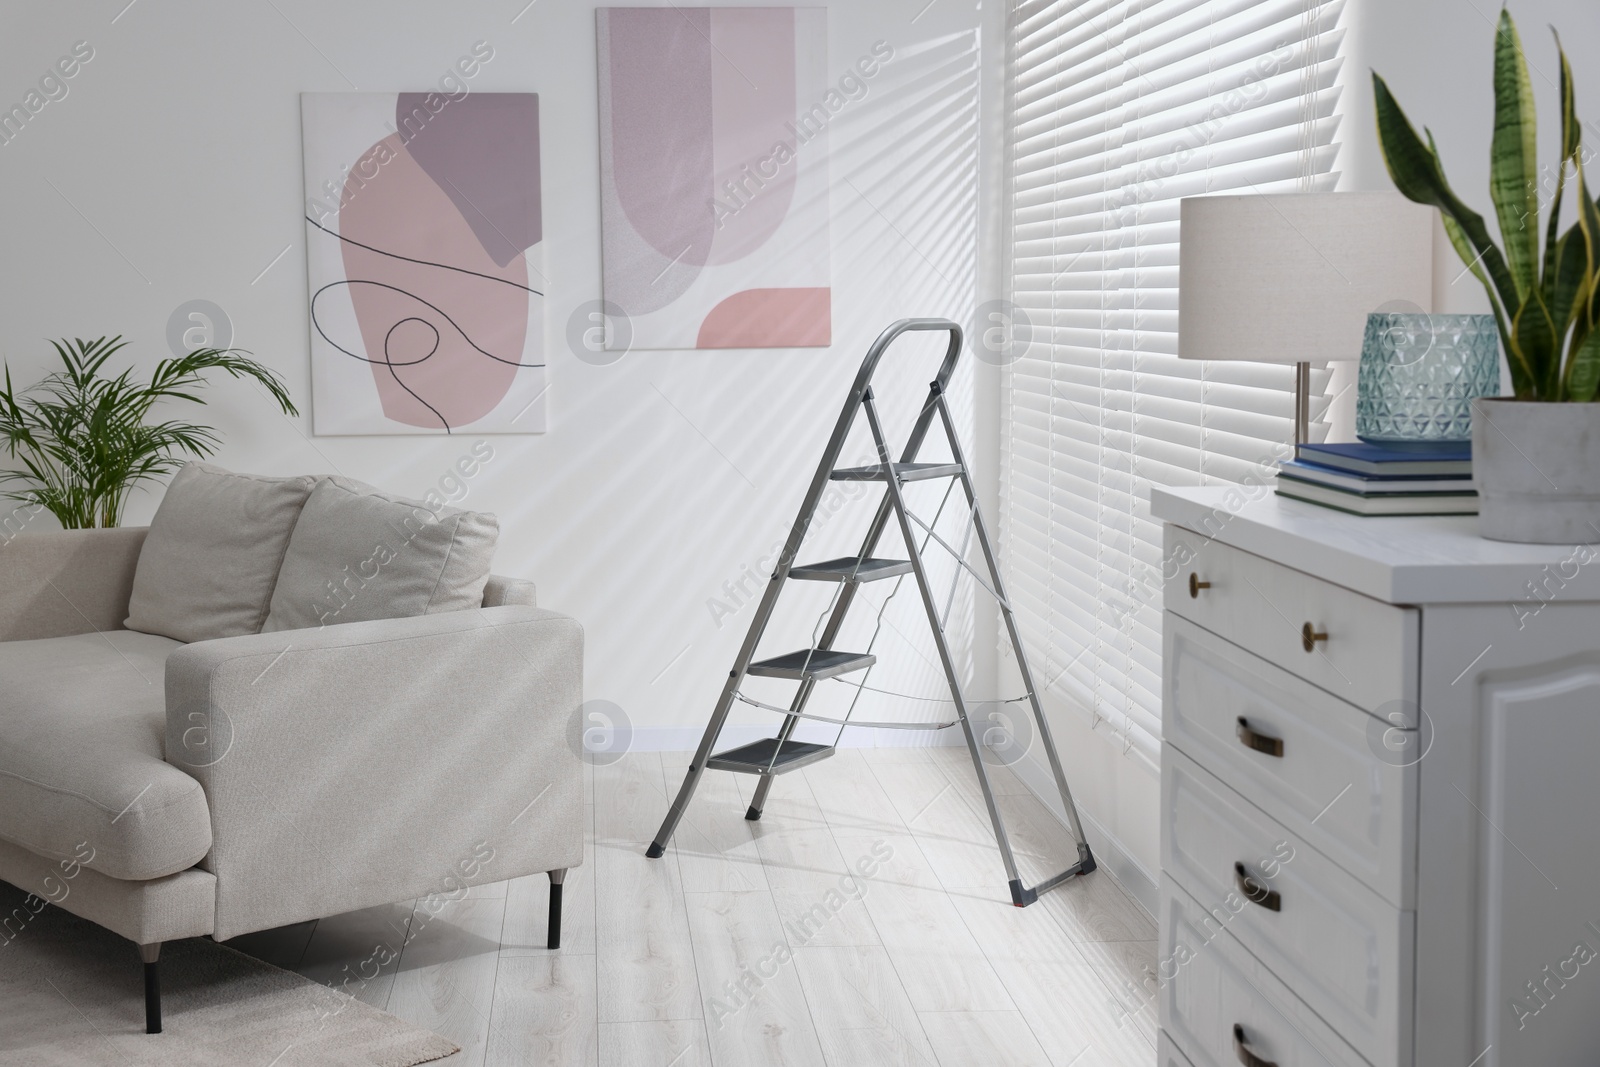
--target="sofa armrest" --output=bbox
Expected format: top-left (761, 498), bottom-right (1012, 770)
top-left (164, 605), bottom-right (584, 940)
top-left (0, 525), bottom-right (148, 642)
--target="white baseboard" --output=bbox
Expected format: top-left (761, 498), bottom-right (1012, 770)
top-left (1007, 751), bottom-right (1158, 920)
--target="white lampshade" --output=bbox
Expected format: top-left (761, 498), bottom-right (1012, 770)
top-left (1178, 192), bottom-right (1434, 364)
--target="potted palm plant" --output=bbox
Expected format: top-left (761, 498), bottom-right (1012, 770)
top-left (0, 336), bottom-right (297, 529)
top-left (1375, 10), bottom-right (1600, 543)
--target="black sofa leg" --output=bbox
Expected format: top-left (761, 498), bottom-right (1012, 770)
top-left (140, 943), bottom-right (161, 1034)
top-left (547, 869), bottom-right (566, 950)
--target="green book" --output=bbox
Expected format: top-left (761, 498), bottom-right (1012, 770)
top-left (1276, 479), bottom-right (1478, 516)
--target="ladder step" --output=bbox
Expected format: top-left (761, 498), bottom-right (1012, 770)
top-left (747, 649), bottom-right (875, 680)
top-left (789, 557), bottom-right (913, 583)
top-left (706, 739), bottom-right (836, 775)
top-left (830, 462), bottom-right (963, 482)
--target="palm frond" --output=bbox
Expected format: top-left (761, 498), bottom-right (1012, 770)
top-left (0, 337), bottom-right (300, 528)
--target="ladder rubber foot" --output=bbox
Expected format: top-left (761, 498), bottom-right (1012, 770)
top-left (744, 805), bottom-right (763, 821)
top-left (1008, 878), bottom-right (1038, 908)
top-left (1077, 843), bottom-right (1097, 875)
top-left (645, 842), bottom-right (666, 859)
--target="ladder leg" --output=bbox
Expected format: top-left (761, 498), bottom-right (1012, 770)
top-left (933, 388), bottom-right (1094, 864)
top-left (746, 775), bottom-right (774, 820)
top-left (860, 392), bottom-right (1028, 890)
top-left (647, 686), bottom-right (739, 857)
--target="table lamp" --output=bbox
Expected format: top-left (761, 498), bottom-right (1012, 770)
top-left (1177, 191), bottom-right (1434, 450)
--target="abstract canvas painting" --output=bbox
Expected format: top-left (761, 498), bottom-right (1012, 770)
top-left (301, 92), bottom-right (546, 434)
top-left (597, 7), bottom-right (830, 350)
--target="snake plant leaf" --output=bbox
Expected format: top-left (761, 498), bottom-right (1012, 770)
top-left (1548, 222), bottom-right (1590, 340)
top-left (1541, 32), bottom-right (1583, 300)
top-left (1491, 9), bottom-right (1541, 300)
top-left (1512, 287), bottom-right (1559, 398)
top-left (1441, 207), bottom-right (1524, 394)
top-left (1566, 327), bottom-right (1600, 402)
top-left (1577, 167), bottom-right (1600, 334)
top-left (1557, 30), bottom-right (1581, 161)
top-left (1373, 73), bottom-right (1522, 317)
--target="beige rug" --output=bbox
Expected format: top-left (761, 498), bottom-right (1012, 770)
top-left (0, 883), bottom-right (457, 1066)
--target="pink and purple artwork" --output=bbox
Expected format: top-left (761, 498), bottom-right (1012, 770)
top-left (301, 92), bottom-right (546, 434)
top-left (597, 7), bottom-right (830, 350)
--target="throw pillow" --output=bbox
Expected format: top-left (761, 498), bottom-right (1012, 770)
top-left (261, 476), bottom-right (499, 632)
top-left (125, 463), bottom-right (317, 642)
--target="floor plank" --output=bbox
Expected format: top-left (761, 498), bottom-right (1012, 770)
top-left (1074, 938), bottom-right (1160, 1047)
top-left (840, 836), bottom-right (1016, 1014)
top-left (594, 754), bottom-right (702, 1023)
top-left (684, 890), bottom-right (828, 1067)
top-left (598, 1019), bottom-right (712, 1067)
top-left (294, 902), bottom-right (416, 1009)
top-left (484, 953), bottom-right (598, 1067)
top-left (926, 745), bottom-right (1029, 795)
top-left (950, 890), bottom-right (1156, 1067)
top-left (673, 768), bottom-right (771, 894)
top-left (1037, 869), bottom-right (1158, 945)
top-left (794, 945), bottom-right (938, 1066)
top-left (226, 749), bottom-right (1157, 1067)
top-left (918, 1010), bottom-right (1054, 1067)
top-left (751, 826), bottom-right (882, 948)
top-left (802, 749), bottom-right (908, 836)
top-left (387, 896), bottom-right (509, 1067)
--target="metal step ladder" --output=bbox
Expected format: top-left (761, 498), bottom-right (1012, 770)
top-left (645, 318), bottom-right (1095, 907)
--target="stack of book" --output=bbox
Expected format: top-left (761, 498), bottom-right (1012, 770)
top-left (1276, 442), bottom-right (1477, 516)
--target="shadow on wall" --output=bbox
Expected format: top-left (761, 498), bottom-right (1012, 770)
top-left (492, 28), bottom-right (985, 747)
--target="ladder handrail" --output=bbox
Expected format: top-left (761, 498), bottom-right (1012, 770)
top-left (844, 317), bottom-right (965, 403)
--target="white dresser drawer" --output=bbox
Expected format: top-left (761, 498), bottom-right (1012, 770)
top-left (1164, 526), bottom-right (1418, 717)
top-left (1160, 1029), bottom-right (1199, 1067)
top-left (1164, 614), bottom-right (1417, 907)
top-left (1159, 876), bottom-right (1367, 1067)
top-left (1163, 746), bottom-right (1412, 1067)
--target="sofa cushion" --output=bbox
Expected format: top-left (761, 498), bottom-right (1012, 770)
top-left (125, 462), bottom-right (316, 642)
top-left (0, 630), bottom-right (213, 881)
top-left (262, 476), bottom-right (499, 632)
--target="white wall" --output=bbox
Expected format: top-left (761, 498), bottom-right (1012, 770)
top-left (1341, 0), bottom-right (1600, 306)
top-left (0, 2), bottom-right (997, 757)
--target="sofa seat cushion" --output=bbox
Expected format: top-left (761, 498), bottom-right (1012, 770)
top-left (0, 630), bottom-right (212, 881)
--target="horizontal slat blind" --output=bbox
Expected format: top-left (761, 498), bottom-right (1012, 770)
top-left (1000, 0), bottom-right (1344, 763)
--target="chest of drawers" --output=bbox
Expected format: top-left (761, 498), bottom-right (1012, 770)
top-left (1152, 486), bottom-right (1600, 1067)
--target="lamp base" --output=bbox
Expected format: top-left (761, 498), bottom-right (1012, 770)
top-left (1294, 361), bottom-right (1311, 455)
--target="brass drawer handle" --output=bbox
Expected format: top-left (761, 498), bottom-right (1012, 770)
top-left (1300, 621), bottom-right (1327, 652)
top-left (1235, 717), bottom-right (1284, 758)
top-left (1189, 573), bottom-right (1211, 598)
top-left (1234, 862), bottom-right (1281, 911)
top-left (1233, 1024), bottom-right (1279, 1067)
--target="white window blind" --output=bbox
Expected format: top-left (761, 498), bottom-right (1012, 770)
top-left (999, 0), bottom-right (1344, 763)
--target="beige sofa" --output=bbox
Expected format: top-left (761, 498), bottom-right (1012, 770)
top-left (0, 499), bottom-right (583, 1033)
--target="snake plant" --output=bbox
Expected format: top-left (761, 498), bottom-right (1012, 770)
top-left (0, 336), bottom-right (297, 529)
top-left (1374, 8), bottom-right (1600, 401)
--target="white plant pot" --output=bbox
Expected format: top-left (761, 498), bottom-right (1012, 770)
top-left (1473, 398), bottom-right (1600, 543)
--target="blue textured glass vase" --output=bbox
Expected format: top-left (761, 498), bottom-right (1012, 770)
top-left (1356, 313), bottom-right (1501, 444)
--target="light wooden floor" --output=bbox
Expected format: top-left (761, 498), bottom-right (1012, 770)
top-left (231, 747), bottom-right (1159, 1066)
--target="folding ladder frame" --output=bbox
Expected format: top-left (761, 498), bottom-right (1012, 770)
top-left (645, 318), bottom-right (1094, 906)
